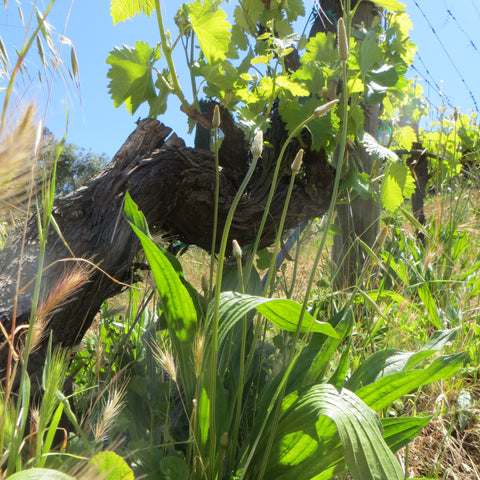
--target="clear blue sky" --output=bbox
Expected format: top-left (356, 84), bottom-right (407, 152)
top-left (2, 0), bottom-right (479, 159)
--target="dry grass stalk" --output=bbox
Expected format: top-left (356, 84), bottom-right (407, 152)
top-left (152, 340), bottom-right (177, 383)
top-left (28, 264), bottom-right (93, 354)
top-left (91, 382), bottom-right (127, 443)
top-left (0, 105), bottom-right (41, 215)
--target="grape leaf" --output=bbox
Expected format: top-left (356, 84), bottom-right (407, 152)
top-left (106, 41), bottom-right (161, 114)
top-left (276, 75), bottom-right (310, 97)
top-left (359, 31), bottom-right (383, 78)
top-left (381, 162), bottom-right (415, 212)
top-left (186, 0), bottom-right (231, 65)
top-left (362, 132), bottom-right (398, 161)
top-left (149, 71), bottom-right (171, 117)
top-left (370, 0), bottom-right (405, 12)
top-left (110, 0), bottom-right (156, 25)
top-left (394, 125), bottom-right (417, 151)
top-left (301, 32), bottom-right (338, 66)
top-left (279, 97), bottom-right (338, 152)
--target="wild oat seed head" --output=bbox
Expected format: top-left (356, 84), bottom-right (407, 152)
top-left (153, 344), bottom-right (177, 383)
top-left (37, 265), bottom-right (92, 322)
top-left (92, 383), bottom-right (127, 442)
top-left (0, 104), bottom-right (39, 214)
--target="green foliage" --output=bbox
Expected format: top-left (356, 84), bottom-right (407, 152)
top-left (7, 469), bottom-right (75, 480)
top-left (114, 195), bottom-right (467, 479)
top-left (88, 451), bottom-right (134, 480)
top-left (3, 1), bottom-right (479, 479)
top-left (42, 129), bottom-right (109, 195)
top-left (181, 1), bottom-right (232, 64)
top-left (106, 42), bottom-right (162, 115)
top-left (110, 0), bottom-right (156, 24)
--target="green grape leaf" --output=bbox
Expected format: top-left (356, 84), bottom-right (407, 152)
top-left (362, 132), bottom-right (398, 161)
top-left (186, 0), bottom-right (232, 64)
top-left (275, 75), bottom-right (310, 97)
top-left (149, 71), bottom-right (171, 117)
top-left (359, 31), bottom-right (383, 78)
top-left (301, 32), bottom-right (338, 66)
top-left (370, 0), bottom-right (405, 12)
top-left (107, 41), bottom-right (161, 114)
top-left (381, 162), bottom-right (416, 212)
top-left (368, 64), bottom-right (399, 87)
top-left (394, 125), bottom-right (417, 151)
top-left (110, 0), bottom-right (156, 24)
top-left (343, 168), bottom-right (375, 199)
top-left (279, 97), bottom-right (338, 151)
top-left (284, 0), bottom-right (305, 21)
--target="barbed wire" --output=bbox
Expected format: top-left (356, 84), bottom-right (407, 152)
top-left (409, 64), bottom-right (444, 112)
top-left (412, 52), bottom-right (455, 109)
top-left (442, 1), bottom-right (480, 61)
top-left (412, 0), bottom-right (479, 114)
top-left (470, 0), bottom-right (480, 21)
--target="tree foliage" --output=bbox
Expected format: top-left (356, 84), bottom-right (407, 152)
top-left (42, 129), bottom-right (109, 195)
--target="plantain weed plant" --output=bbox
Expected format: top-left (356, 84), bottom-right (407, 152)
top-left (120, 166), bottom-right (466, 480)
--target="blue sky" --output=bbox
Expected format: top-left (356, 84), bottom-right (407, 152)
top-left (2, 0), bottom-right (479, 159)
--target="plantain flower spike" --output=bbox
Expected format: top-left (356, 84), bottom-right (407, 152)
top-left (212, 104), bottom-right (221, 129)
top-left (291, 149), bottom-right (304, 175)
top-left (201, 274), bottom-right (209, 295)
top-left (314, 99), bottom-right (339, 118)
top-left (220, 432), bottom-right (229, 449)
top-left (251, 129), bottom-right (264, 160)
top-left (337, 17), bottom-right (349, 61)
top-left (232, 239), bottom-right (242, 260)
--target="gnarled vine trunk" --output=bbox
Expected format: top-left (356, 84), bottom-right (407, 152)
top-left (0, 113), bottom-right (335, 391)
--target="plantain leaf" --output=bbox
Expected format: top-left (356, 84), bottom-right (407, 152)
top-left (382, 416), bottom-right (431, 453)
top-left (124, 193), bottom-right (197, 399)
top-left (7, 470), bottom-right (75, 480)
top-left (110, 0), bottom-right (156, 24)
top-left (260, 384), bottom-right (403, 480)
top-left (356, 352), bottom-right (467, 412)
top-left (209, 292), bottom-right (339, 350)
top-left (346, 329), bottom-right (460, 391)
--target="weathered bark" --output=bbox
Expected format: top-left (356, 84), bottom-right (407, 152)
top-left (406, 142), bottom-right (429, 237)
top-left (316, 0), bottom-right (381, 288)
top-left (0, 112), bottom-right (335, 389)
